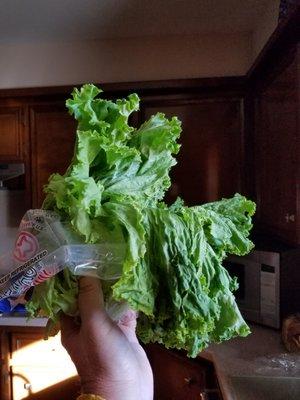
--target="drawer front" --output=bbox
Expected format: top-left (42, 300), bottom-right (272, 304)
top-left (8, 331), bottom-right (80, 400)
top-left (11, 332), bottom-right (74, 366)
top-left (145, 344), bottom-right (208, 400)
top-left (12, 366), bottom-right (80, 400)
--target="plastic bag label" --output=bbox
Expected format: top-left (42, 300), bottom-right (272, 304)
top-left (0, 250), bottom-right (48, 287)
top-left (13, 231), bottom-right (40, 262)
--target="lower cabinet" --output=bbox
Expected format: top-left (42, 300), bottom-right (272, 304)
top-left (144, 344), bottom-right (222, 400)
top-left (11, 367), bottom-right (80, 400)
top-left (0, 328), bottom-right (81, 400)
top-left (0, 327), bottom-right (222, 400)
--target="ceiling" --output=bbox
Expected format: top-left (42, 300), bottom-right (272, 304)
top-left (0, 0), bottom-right (274, 44)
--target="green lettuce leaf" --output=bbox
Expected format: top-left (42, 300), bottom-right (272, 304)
top-left (27, 84), bottom-right (256, 357)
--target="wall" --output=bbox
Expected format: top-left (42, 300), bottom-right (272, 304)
top-left (0, 33), bottom-right (252, 89)
top-left (252, 0), bottom-right (280, 59)
top-left (0, 1), bottom-right (282, 89)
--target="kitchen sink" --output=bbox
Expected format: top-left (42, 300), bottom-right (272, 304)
top-left (230, 375), bottom-right (300, 400)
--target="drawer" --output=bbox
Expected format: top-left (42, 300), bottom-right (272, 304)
top-left (145, 344), bottom-right (209, 400)
top-left (11, 332), bottom-right (74, 367)
top-left (11, 366), bottom-right (79, 400)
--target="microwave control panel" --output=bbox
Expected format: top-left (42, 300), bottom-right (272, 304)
top-left (260, 262), bottom-right (280, 328)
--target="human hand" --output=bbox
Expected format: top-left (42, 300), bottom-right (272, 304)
top-left (60, 277), bottom-right (153, 400)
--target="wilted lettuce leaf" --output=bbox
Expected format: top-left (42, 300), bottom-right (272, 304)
top-left (27, 84), bottom-right (255, 357)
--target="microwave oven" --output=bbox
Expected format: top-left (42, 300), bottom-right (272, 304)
top-left (223, 241), bottom-right (300, 329)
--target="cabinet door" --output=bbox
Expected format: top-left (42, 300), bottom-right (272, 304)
top-left (0, 106), bottom-right (24, 161)
top-left (30, 104), bottom-right (76, 208)
top-left (12, 367), bottom-right (80, 400)
top-left (0, 329), bottom-right (11, 400)
top-left (10, 332), bottom-right (80, 400)
top-left (255, 50), bottom-right (299, 244)
top-left (141, 98), bottom-right (244, 206)
top-left (144, 344), bottom-right (219, 400)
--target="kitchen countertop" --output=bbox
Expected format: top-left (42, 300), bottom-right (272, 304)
top-left (0, 314), bottom-right (48, 327)
top-left (199, 323), bottom-right (300, 400)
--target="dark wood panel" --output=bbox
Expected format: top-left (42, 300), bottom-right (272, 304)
top-left (30, 104), bottom-right (76, 208)
top-left (142, 98), bottom-right (244, 206)
top-left (144, 344), bottom-right (221, 400)
top-left (0, 107), bottom-right (24, 161)
top-left (254, 47), bottom-right (299, 244)
top-left (0, 329), bottom-right (11, 400)
top-left (17, 376), bottom-right (81, 400)
top-left (9, 331), bottom-right (80, 400)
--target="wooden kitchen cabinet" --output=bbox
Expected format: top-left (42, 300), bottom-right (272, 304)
top-left (141, 97), bottom-right (244, 206)
top-left (0, 80), bottom-right (246, 212)
top-left (29, 104), bottom-right (76, 208)
top-left (0, 103), bottom-right (29, 200)
top-left (0, 328), bottom-right (80, 400)
top-left (22, 85), bottom-right (245, 210)
top-left (144, 343), bottom-right (222, 400)
top-left (0, 106), bottom-right (25, 162)
top-left (254, 45), bottom-right (300, 244)
top-left (0, 98), bottom-right (76, 206)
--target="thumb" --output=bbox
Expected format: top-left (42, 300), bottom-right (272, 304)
top-left (118, 310), bottom-right (139, 343)
top-left (78, 276), bottom-right (108, 325)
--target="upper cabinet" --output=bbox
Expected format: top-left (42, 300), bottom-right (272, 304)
top-left (141, 96), bottom-right (244, 206)
top-left (0, 106), bottom-right (25, 162)
top-left (29, 103), bottom-right (76, 208)
top-left (0, 81), bottom-right (246, 211)
top-left (253, 45), bottom-right (300, 245)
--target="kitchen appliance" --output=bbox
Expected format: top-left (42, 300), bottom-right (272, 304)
top-left (0, 163), bottom-right (25, 186)
top-left (224, 237), bottom-right (300, 329)
top-left (0, 163), bottom-right (26, 255)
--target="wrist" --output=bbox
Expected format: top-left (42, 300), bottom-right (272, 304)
top-left (81, 378), bottom-right (116, 400)
top-left (81, 381), bottom-right (107, 398)
top-left (81, 378), bottom-right (135, 400)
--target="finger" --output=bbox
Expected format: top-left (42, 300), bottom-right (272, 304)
top-left (60, 313), bottom-right (79, 348)
top-left (60, 314), bottom-right (86, 372)
top-left (60, 313), bottom-right (78, 335)
top-left (118, 310), bottom-right (139, 343)
top-left (45, 319), bottom-right (60, 337)
top-left (118, 310), bottom-right (138, 330)
top-left (78, 276), bottom-right (108, 324)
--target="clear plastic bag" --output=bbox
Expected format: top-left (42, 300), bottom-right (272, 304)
top-left (0, 210), bottom-right (125, 304)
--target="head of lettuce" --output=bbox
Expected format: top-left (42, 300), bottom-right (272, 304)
top-left (26, 84), bottom-right (255, 357)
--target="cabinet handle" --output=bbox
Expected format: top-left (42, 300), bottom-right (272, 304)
top-left (184, 376), bottom-right (194, 385)
top-left (200, 389), bottom-right (220, 400)
top-left (285, 213), bottom-right (295, 222)
top-left (24, 383), bottom-right (32, 390)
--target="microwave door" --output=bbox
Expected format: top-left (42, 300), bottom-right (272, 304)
top-left (240, 260), bottom-right (262, 322)
top-left (224, 258), bottom-right (261, 323)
